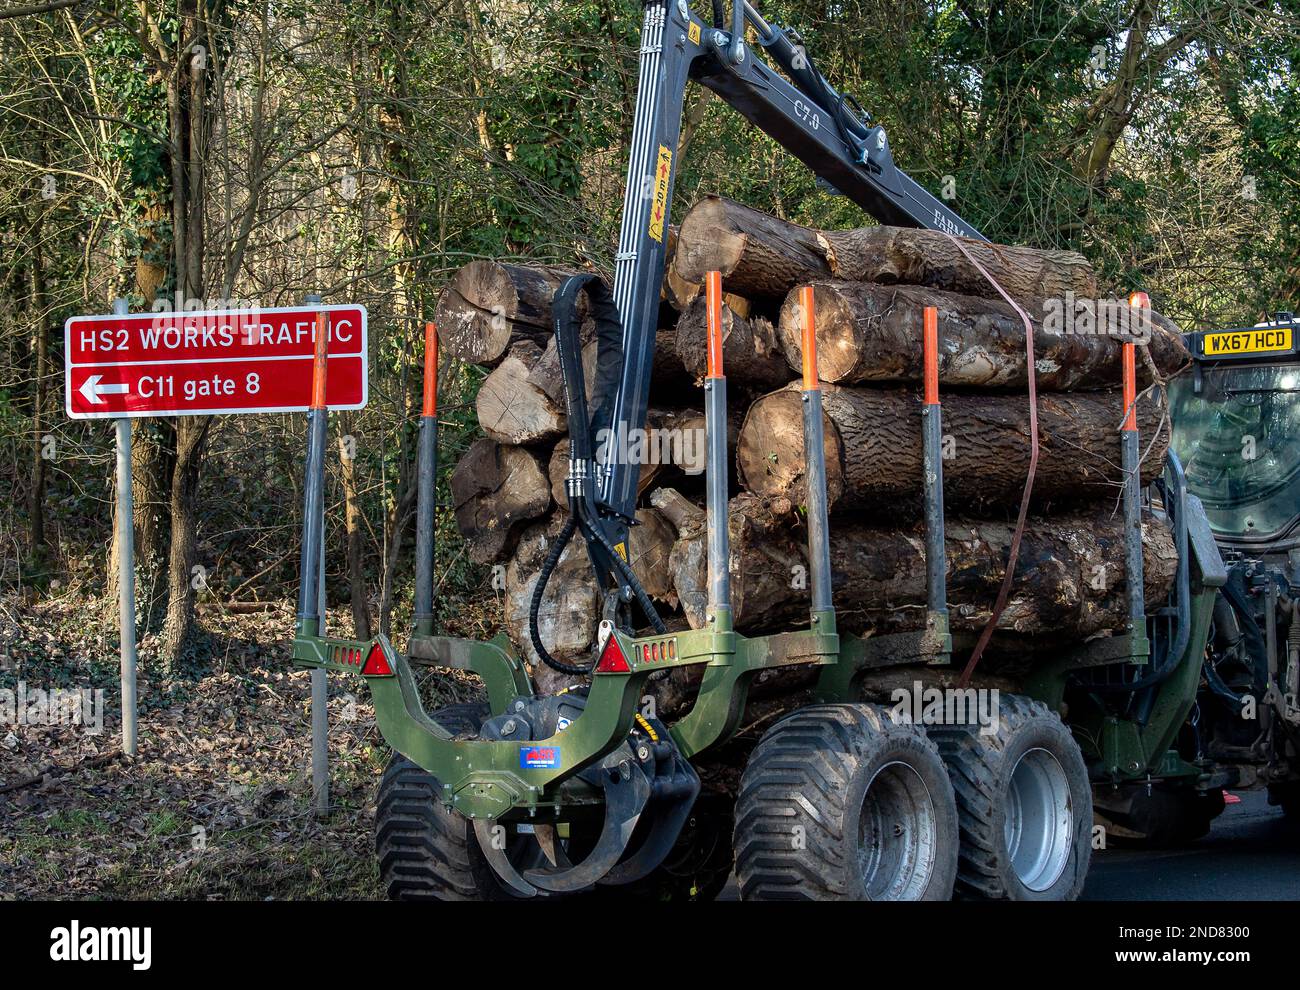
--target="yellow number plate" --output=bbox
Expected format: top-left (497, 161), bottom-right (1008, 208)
top-left (1203, 327), bottom-right (1293, 357)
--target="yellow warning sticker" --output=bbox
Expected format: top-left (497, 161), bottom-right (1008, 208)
top-left (648, 145), bottom-right (672, 243)
top-left (613, 541), bottom-right (628, 561)
top-left (688, 20), bottom-right (701, 45)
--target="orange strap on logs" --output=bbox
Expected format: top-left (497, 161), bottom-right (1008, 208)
top-left (705, 271), bottom-right (724, 379)
top-left (1121, 341), bottom-right (1137, 432)
top-left (310, 311), bottom-right (329, 410)
top-left (423, 321), bottom-right (439, 417)
top-left (800, 285), bottom-right (819, 390)
top-left (923, 306), bottom-right (939, 406)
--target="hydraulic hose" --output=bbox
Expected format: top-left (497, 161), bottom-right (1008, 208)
top-left (529, 513), bottom-right (590, 675)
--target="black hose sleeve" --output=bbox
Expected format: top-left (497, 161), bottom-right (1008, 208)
top-left (529, 513), bottom-right (592, 676)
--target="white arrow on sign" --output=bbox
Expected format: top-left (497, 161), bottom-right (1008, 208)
top-left (80, 374), bottom-right (130, 405)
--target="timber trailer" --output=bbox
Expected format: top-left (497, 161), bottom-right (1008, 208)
top-left (291, 1), bottom-right (1229, 900)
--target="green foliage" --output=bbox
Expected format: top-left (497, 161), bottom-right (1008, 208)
top-left (2, 0), bottom-right (1299, 644)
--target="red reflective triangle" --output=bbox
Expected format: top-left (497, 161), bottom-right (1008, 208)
top-left (362, 642), bottom-right (394, 677)
top-left (595, 635), bottom-right (630, 673)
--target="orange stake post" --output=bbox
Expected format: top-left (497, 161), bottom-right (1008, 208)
top-left (800, 285), bottom-right (819, 390)
top-left (923, 305), bottom-right (940, 406)
top-left (423, 322), bottom-right (439, 417)
top-left (1121, 341), bottom-right (1137, 432)
top-left (705, 271), bottom-right (724, 379)
top-left (310, 311), bottom-right (330, 410)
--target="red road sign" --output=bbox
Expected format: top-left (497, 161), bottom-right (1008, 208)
top-left (64, 305), bottom-right (367, 419)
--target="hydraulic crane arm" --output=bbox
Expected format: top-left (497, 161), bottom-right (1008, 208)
top-left (541, 0), bottom-right (986, 655)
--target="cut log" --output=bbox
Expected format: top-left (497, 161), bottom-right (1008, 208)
top-left (449, 439), bottom-right (551, 564)
top-left (656, 490), bottom-right (1177, 640)
top-left (737, 383), bottom-right (1168, 512)
top-left (776, 281), bottom-right (1189, 389)
top-left (816, 226), bottom-right (1097, 303)
top-left (476, 341), bottom-right (567, 444)
top-left (672, 195), bottom-right (1097, 304)
top-left (435, 261), bottom-right (584, 367)
top-left (673, 196), bottom-right (827, 300)
top-left (504, 514), bottom-right (600, 691)
top-left (674, 295), bottom-right (789, 389)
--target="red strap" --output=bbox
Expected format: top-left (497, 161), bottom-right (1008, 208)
top-left (942, 236), bottom-right (1039, 689)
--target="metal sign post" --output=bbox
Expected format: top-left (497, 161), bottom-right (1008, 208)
top-left (112, 297), bottom-right (138, 757)
top-left (65, 297), bottom-right (368, 790)
top-left (304, 296), bottom-right (330, 815)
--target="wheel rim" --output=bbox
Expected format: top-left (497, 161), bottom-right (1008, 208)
top-left (857, 760), bottom-right (939, 900)
top-left (1003, 747), bottom-right (1072, 892)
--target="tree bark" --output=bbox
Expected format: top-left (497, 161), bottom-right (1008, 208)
top-left (435, 261), bottom-right (583, 366)
top-left (476, 341), bottom-right (568, 444)
top-left (338, 416), bottom-right (371, 640)
top-left (672, 195), bottom-right (1097, 304)
top-left (656, 491), bottom-right (1177, 641)
top-left (738, 382), bottom-right (1168, 512)
top-left (26, 218), bottom-right (48, 554)
top-left (160, 418), bottom-right (210, 661)
top-left (674, 295), bottom-right (789, 389)
top-left (158, 0), bottom-right (217, 667)
top-left (776, 281), bottom-right (1189, 388)
top-left (450, 439), bottom-right (551, 564)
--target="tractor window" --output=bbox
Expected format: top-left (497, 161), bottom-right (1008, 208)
top-left (1170, 364), bottom-right (1300, 543)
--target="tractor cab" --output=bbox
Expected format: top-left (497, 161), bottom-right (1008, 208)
top-left (1172, 314), bottom-right (1300, 552)
top-left (1162, 313), bottom-right (1300, 828)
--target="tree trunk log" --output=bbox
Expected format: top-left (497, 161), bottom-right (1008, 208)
top-left (674, 295), bottom-right (789, 388)
top-left (738, 382), bottom-right (1168, 512)
top-left (672, 195), bottom-right (1097, 304)
top-left (476, 341), bottom-right (568, 444)
top-left (777, 281), bottom-right (1189, 388)
top-left (450, 439), bottom-right (551, 564)
top-left (435, 261), bottom-right (583, 367)
top-left (655, 490), bottom-right (1176, 641)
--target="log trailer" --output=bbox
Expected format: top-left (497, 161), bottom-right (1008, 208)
top-left (291, 1), bottom-right (1232, 899)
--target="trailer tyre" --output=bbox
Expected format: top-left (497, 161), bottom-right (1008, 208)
top-left (930, 694), bottom-right (1091, 901)
top-left (734, 703), bottom-right (958, 901)
top-left (374, 702), bottom-right (516, 901)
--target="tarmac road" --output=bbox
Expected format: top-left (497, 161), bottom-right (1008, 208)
top-left (1083, 789), bottom-right (1299, 900)
top-left (718, 789), bottom-right (1298, 900)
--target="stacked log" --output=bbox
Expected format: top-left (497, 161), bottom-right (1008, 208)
top-left (437, 197), bottom-right (1189, 696)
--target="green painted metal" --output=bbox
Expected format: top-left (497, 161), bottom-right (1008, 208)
top-left (1020, 582), bottom-right (1216, 782)
top-left (292, 616), bottom-right (840, 817)
top-left (669, 610), bottom-right (839, 758)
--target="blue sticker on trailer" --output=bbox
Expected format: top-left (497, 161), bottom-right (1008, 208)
top-left (520, 745), bottom-right (560, 770)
